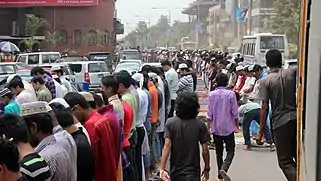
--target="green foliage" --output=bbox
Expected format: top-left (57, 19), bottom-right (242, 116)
top-left (45, 31), bottom-right (63, 51)
top-left (123, 15), bottom-right (194, 48)
top-left (26, 14), bottom-right (48, 38)
top-left (288, 43), bottom-right (298, 58)
top-left (268, 0), bottom-right (300, 44)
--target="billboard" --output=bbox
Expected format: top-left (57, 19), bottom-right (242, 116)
top-left (0, 0), bottom-right (98, 7)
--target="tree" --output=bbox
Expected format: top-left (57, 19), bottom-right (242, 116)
top-left (135, 21), bottom-right (148, 48)
top-left (45, 31), bottom-right (62, 51)
top-left (25, 14), bottom-right (48, 50)
top-left (268, 0), bottom-right (300, 44)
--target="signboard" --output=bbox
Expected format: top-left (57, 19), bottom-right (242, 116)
top-left (0, 0), bottom-right (98, 7)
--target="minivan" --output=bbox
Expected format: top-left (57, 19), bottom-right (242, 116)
top-left (16, 52), bottom-right (61, 65)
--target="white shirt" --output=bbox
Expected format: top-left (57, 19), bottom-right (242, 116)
top-left (54, 80), bottom-right (64, 98)
top-left (61, 77), bottom-right (73, 92)
top-left (165, 68), bottom-right (179, 100)
top-left (157, 76), bottom-right (166, 133)
top-left (15, 89), bottom-right (37, 105)
top-left (22, 80), bottom-right (37, 101)
top-left (136, 88), bottom-right (149, 127)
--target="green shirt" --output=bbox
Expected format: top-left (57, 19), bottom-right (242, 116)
top-left (37, 86), bottom-right (52, 103)
top-left (122, 92), bottom-right (138, 138)
top-left (4, 100), bottom-right (20, 115)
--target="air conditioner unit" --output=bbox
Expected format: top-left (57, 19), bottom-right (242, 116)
top-left (11, 21), bottom-right (19, 36)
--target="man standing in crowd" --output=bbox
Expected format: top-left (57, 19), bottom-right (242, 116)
top-left (6, 74), bottom-right (37, 101)
top-left (0, 88), bottom-right (20, 114)
top-left (30, 67), bottom-right (56, 98)
top-left (64, 92), bottom-right (118, 181)
top-left (206, 73), bottom-right (238, 181)
top-left (31, 76), bottom-right (52, 102)
top-left (21, 101), bottom-right (73, 181)
top-left (49, 102), bottom-right (95, 181)
top-left (258, 49), bottom-right (297, 181)
top-left (8, 79), bottom-right (37, 104)
top-left (0, 138), bottom-right (28, 181)
top-left (51, 65), bottom-right (73, 92)
top-left (161, 60), bottom-right (179, 118)
top-left (0, 114), bottom-right (51, 181)
top-left (160, 91), bottom-right (210, 181)
top-left (177, 63), bottom-right (194, 93)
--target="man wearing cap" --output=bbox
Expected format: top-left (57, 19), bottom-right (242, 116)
top-left (177, 63), bottom-right (194, 93)
top-left (0, 88), bottom-right (20, 114)
top-left (233, 65), bottom-right (247, 93)
top-left (21, 101), bottom-right (73, 181)
top-left (51, 65), bottom-right (73, 92)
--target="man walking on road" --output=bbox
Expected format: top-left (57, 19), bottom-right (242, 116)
top-left (206, 73), bottom-right (238, 181)
top-left (257, 49), bottom-right (297, 181)
top-left (160, 91), bottom-right (210, 181)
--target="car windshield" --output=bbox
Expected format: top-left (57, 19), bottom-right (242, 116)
top-left (61, 57), bottom-right (86, 62)
top-left (260, 36), bottom-right (285, 50)
top-left (115, 63), bottom-right (140, 73)
top-left (15, 63), bottom-right (31, 70)
top-left (0, 65), bottom-right (15, 75)
top-left (88, 62), bottom-right (108, 72)
top-left (120, 51), bottom-right (141, 60)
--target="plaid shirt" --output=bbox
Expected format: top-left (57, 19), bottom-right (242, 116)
top-left (43, 75), bottom-right (56, 99)
top-left (35, 135), bottom-right (73, 181)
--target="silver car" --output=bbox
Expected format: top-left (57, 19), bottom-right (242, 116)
top-left (68, 61), bottom-right (110, 91)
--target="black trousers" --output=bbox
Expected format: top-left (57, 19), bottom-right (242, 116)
top-left (124, 130), bottom-right (138, 181)
top-left (168, 99), bottom-right (176, 118)
top-left (135, 127), bottom-right (145, 181)
top-left (274, 120), bottom-right (297, 181)
top-left (213, 133), bottom-right (235, 179)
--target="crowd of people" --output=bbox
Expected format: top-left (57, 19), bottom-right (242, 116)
top-left (0, 48), bottom-right (297, 181)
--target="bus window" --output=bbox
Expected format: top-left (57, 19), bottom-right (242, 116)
top-left (260, 36), bottom-right (285, 50)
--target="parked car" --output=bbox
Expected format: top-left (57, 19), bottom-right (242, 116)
top-left (0, 62), bottom-right (31, 80)
top-left (55, 56), bottom-right (88, 63)
top-left (16, 52), bottom-right (61, 65)
top-left (120, 49), bottom-right (142, 60)
top-left (283, 59), bottom-right (297, 69)
top-left (115, 62), bottom-right (141, 75)
top-left (67, 61), bottom-right (110, 91)
top-left (119, 59), bottom-right (142, 66)
top-left (86, 52), bottom-right (114, 72)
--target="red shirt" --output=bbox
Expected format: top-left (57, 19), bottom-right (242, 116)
top-left (84, 110), bottom-right (117, 181)
top-left (234, 75), bottom-right (247, 92)
top-left (98, 105), bottom-right (122, 165)
top-left (122, 101), bottom-right (133, 148)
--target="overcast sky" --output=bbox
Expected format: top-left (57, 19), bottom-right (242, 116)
top-left (116, 0), bottom-right (193, 38)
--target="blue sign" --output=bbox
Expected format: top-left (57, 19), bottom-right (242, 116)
top-left (235, 7), bottom-right (248, 22)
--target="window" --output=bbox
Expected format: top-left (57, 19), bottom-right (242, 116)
top-left (87, 30), bottom-right (98, 44)
top-left (73, 30), bottom-right (82, 44)
top-left (49, 54), bottom-right (61, 63)
top-left (42, 54), bottom-right (50, 63)
top-left (68, 64), bottom-right (83, 73)
top-left (18, 55), bottom-right (27, 63)
top-left (27, 54), bottom-right (39, 64)
top-left (260, 36), bottom-right (285, 49)
top-left (102, 31), bottom-right (108, 45)
top-left (58, 30), bottom-right (67, 44)
top-left (88, 62), bottom-right (108, 73)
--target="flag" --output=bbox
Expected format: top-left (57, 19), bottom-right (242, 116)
top-left (235, 7), bottom-right (248, 22)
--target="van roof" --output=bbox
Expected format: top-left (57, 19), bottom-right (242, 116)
top-left (243, 33), bottom-right (286, 39)
top-left (67, 61), bottom-right (106, 64)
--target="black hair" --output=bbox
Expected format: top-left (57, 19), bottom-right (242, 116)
top-left (161, 60), bottom-right (172, 67)
top-left (252, 64), bottom-right (263, 72)
top-left (175, 91), bottom-right (200, 119)
top-left (88, 101), bottom-right (96, 109)
top-left (91, 92), bottom-right (104, 107)
top-left (114, 71), bottom-right (131, 89)
top-left (150, 66), bottom-right (162, 75)
top-left (23, 113), bottom-right (53, 134)
top-left (185, 60), bottom-right (193, 68)
top-left (141, 65), bottom-right (152, 72)
top-left (0, 114), bottom-right (29, 144)
top-left (8, 79), bottom-right (24, 89)
top-left (216, 73), bottom-right (229, 87)
top-left (141, 71), bottom-right (149, 91)
top-left (266, 49), bottom-right (282, 68)
top-left (31, 76), bottom-right (45, 85)
top-left (64, 92), bottom-right (89, 109)
top-left (30, 66), bottom-right (46, 76)
top-left (53, 69), bottom-right (63, 75)
top-left (0, 138), bottom-right (20, 172)
top-left (10, 75), bottom-right (22, 82)
top-left (49, 103), bottom-right (74, 128)
top-left (1, 92), bottom-right (14, 100)
top-left (181, 68), bottom-right (190, 72)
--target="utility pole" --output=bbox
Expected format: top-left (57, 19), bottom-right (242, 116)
top-left (196, 1), bottom-right (200, 49)
top-left (248, 0), bottom-right (253, 35)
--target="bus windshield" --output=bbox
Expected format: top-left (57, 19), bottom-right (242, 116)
top-left (260, 36), bottom-right (285, 50)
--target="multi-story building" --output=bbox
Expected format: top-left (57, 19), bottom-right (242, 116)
top-left (0, 0), bottom-right (122, 54)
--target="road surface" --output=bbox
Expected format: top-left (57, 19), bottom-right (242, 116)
top-left (196, 75), bottom-right (286, 181)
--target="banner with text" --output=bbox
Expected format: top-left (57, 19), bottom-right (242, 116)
top-left (0, 0), bottom-right (98, 7)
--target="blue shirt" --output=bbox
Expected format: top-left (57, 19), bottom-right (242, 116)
top-left (4, 100), bottom-right (20, 115)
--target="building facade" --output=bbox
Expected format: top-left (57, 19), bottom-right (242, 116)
top-left (0, 0), bottom-right (117, 54)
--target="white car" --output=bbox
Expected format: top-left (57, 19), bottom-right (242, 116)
top-left (115, 62), bottom-right (141, 75)
top-left (283, 59), bottom-right (297, 69)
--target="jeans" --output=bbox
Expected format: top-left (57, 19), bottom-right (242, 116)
top-left (149, 123), bottom-right (158, 168)
top-left (156, 132), bottom-right (164, 159)
top-left (213, 133), bottom-right (235, 179)
top-left (135, 127), bottom-right (145, 181)
top-left (274, 121), bottom-right (297, 181)
top-left (242, 109), bottom-right (273, 145)
top-left (124, 130), bottom-right (138, 181)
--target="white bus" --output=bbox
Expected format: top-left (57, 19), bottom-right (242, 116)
top-left (240, 33), bottom-right (289, 66)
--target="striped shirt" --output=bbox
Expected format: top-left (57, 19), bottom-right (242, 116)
top-left (20, 152), bottom-right (51, 181)
top-left (206, 87), bottom-right (239, 136)
top-left (178, 74), bottom-right (194, 93)
top-left (35, 135), bottom-right (73, 181)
